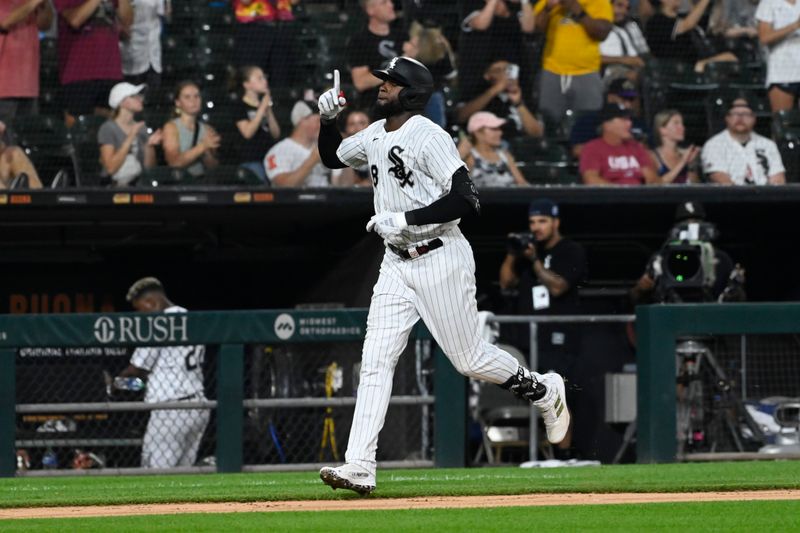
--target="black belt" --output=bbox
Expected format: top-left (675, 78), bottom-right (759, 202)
top-left (389, 238), bottom-right (443, 260)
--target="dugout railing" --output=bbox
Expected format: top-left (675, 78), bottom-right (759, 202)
top-left (487, 313), bottom-right (636, 462)
top-left (0, 309), bottom-right (468, 478)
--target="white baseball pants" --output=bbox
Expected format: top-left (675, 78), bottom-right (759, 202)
top-left (345, 230), bottom-right (523, 474)
top-left (142, 406), bottom-right (210, 468)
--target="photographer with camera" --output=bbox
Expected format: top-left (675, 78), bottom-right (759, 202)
top-left (630, 201), bottom-right (745, 304)
top-left (499, 199), bottom-right (587, 455)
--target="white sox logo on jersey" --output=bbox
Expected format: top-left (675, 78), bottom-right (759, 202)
top-left (387, 146), bottom-right (414, 188)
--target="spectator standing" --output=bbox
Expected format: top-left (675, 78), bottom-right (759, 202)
top-left (459, 0), bottom-right (533, 107)
top-left (600, 0), bottom-right (650, 83)
top-left (265, 100), bottom-right (333, 187)
top-left (162, 80), bottom-right (220, 179)
top-left (120, 0), bottom-right (164, 89)
top-left (579, 103), bottom-right (660, 185)
top-left (335, 109), bottom-right (372, 186)
top-left (232, 0), bottom-right (297, 87)
top-left (528, 0), bottom-right (613, 126)
top-left (701, 97), bottom-right (786, 184)
top-left (756, 0), bottom-right (800, 112)
top-left (456, 59), bottom-right (544, 139)
top-left (116, 277), bottom-right (209, 468)
top-left (457, 111), bottom-right (528, 186)
top-left (0, 121), bottom-right (43, 189)
top-left (569, 78), bottom-right (648, 157)
top-left (98, 82), bottom-right (162, 186)
top-left (0, 0), bottom-right (54, 125)
top-left (54, 0), bottom-right (133, 124)
top-left (651, 109), bottom-right (699, 183)
top-left (347, 0), bottom-right (412, 109)
top-left (408, 19), bottom-right (456, 128)
top-left (708, 0), bottom-right (759, 43)
top-left (234, 66), bottom-right (280, 183)
top-left (645, 0), bottom-right (738, 72)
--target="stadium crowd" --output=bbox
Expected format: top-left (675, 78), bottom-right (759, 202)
top-left (0, 0), bottom-right (798, 189)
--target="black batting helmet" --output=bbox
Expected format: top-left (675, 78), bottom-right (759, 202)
top-left (372, 56), bottom-right (434, 111)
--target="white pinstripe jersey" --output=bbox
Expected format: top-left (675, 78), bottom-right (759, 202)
top-left (130, 306), bottom-right (205, 403)
top-left (337, 115), bottom-right (466, 247)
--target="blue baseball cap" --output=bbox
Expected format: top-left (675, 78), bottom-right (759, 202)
top-left (528, 199), bottom-right (559, 218)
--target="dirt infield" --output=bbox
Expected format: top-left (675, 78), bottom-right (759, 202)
top-left (3, 490), bottom-right (800, 520)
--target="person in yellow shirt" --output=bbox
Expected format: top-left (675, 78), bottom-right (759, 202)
top-left (522, 0), bottom-right (613, 125)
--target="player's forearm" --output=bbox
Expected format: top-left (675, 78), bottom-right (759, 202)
top-left (318, 119), bottom-right (348, 169)
top-left (405, 167), bottom-right (480, 225)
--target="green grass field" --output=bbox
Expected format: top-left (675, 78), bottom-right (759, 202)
top-left (2, 462), bottom-right (800, 531)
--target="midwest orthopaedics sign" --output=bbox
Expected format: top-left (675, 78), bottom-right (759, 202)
top-left (93, 315), bottom-right (189, 344)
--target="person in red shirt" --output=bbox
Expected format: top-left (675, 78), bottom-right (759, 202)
top-left (579, 103), bottom-right (660, 185)
top-left (0, 0), bottom-right (54, 125)
top-left (53, 0), bottom-right (132, 125)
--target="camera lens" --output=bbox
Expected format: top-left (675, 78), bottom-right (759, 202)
top-left (666, 249), bottom-right (700, 282)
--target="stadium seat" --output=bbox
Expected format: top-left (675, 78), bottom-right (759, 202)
top-left (12, 115), bottom-right (80, 187)
top-left (137, 166), bottom-right (194, 187)
top-left (773, 109), bottom-right (800, 139)
top-left (508, 137), bottom-right (574, 185)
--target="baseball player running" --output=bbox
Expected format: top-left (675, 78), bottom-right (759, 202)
top-left (316, 57), bottom-right (570, 495)
top-left (116, 277), bottom-right (209, 468)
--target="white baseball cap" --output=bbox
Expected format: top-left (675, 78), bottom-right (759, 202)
top-left (290, 100), bottom-right (318, 127)
top-left (108, 82), bottom-right (146, 109)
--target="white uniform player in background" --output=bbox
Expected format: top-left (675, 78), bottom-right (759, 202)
top-left (316, 58), bottom-right (571, 495)
top-left (116, 277), bottom-right (209, 469)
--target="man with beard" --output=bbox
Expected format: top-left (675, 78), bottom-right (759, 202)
top-left (701, 97), bottom-right (786, 185)
top-left (499, 198), bottom-right (586, 456)
top-left (315, 58), bottom-right (571, 494)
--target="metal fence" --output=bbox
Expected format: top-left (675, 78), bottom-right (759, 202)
top-left (1, 310), bottom-right (447, 477)
top-left (482, 313), bottom-right (635, 463)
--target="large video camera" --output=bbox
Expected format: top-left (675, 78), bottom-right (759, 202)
top-left (650, 221), bottom-right (720, 302)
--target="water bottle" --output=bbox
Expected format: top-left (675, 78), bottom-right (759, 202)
top-left (42, 448), bottom-right (58, 469)
top-left (113, 377), bottom-right (145, 391)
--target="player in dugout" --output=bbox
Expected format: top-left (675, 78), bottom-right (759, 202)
top-left (315, 57), bottom-right (571, 495)
top-left (114, 277), bottom-right (209, 469)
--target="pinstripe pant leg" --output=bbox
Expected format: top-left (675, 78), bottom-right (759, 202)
top-left (345, 254), bottom-right (419, 474)
top-left (412, 236), bottom-right (519, 384)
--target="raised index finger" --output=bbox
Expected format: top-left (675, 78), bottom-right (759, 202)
top-left (334, 69), bottom-right (340, 95)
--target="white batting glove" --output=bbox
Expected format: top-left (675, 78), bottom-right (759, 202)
top-left (318, 69), bottom-right (347, 120)
top-left (366, 212), bottom-right (408, 239)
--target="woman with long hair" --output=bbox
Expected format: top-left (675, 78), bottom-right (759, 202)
top-left (162, 80), bottom-right (221, 178)
top-left (458, 111), bottom-right (528, 187)
top-left (234, 65), bottom-right (280, 182)
top-left (650, 109), bottom-right (699, 183)
top-left (98, 82), bottom-right (162, 186)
